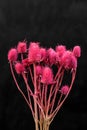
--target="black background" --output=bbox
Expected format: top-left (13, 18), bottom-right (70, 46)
top-left (0, 0), bottom-right (87, 130)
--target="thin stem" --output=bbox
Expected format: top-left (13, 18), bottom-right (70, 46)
top-left (33, 63), bottom-right (39, 130)
top-left (45, 85), bottom-right (47, 112)
top-left (22, 70), bottom-right (44, 119)
top-left (46, 66), bottom-right (62, 115)
top-left (9, 62), bottom-right (35, 118)
top-left (29, 66), bottom-right (34, 83)
top-left (50, 70), bottom-right (64, 114)
top-left (49, 70), bottom-right (76, 124)
top-left (22, 73), bottom-right (35, 117)
top-left (57, 93), bottom-right (63, 106)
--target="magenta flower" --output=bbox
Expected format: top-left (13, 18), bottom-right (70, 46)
top-left (47, 48), bottom-right (56, 65)
top-left (8, 48), bottom-right (18, 61)
top-left (73, 45), bottom-right (81, 58)
top-left (15, 62), bottom-right (24, 74)
top-left (28, 42), bottom-right (41, 62)
top-left (36, 65), bottom-right (42, 76)
top-left (61, 50), bottom-right (77, 69)
top-left (7, 42), bottom-right (81, 130)
top-left (61, 85), bottom-right (69, 95)
top-left (22, 58), bottom-right (30, 67)
top-left (40, 48), bottom-right (47, 61)
top-left (17, 41), bottom-right (27, 53)
top-left (55, 45), bottom-right (66, 57)
top-left (41, 66), bottom-right (53, 84)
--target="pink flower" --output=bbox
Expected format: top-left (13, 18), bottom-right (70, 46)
top-left (22, 58), bottom-right (30, 67)
top-left (55, 45), bottom-right (66, 64)
top-left (47, 48), bottom-right (56, 65)
top-left (40, 48), bottom-right (47, 61)
top-left (8, 48), bottom-right (18, 61)
top-left (15, 62), bottom-right (24, 74)
top-left (73, 46), bottom-right (81, 58)
top-left (28, 42), bottom-right (41, 62)
top-left (61, 85), bottom-right (69, 95)
top-left (61, 51), bottom-right (77, 69)
top-left (41, 67), bottom-right (53, 84)
top-left (55, 45), bottom-right (66, 57)
top-left (36, 65), bottom-right (42, 76)
top-left (17, 41), bottom-right (27, 53)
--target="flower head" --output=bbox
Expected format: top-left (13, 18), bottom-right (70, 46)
top-left (15, 62), bottom-right (24, 74)
top-left (22, 58), bottom-right (30, 67)
top-left (28, 42), bottom-right (41, 62)
top-left (17, 41), bottom-right (27, 53)
top-left (55, 45), bottom-right (66, 57)
top-left (47, 48), bottom-right (56, 65)
top-left (61, 85), bottom-right (69, 95)
top-left (73, 45), bottom-right (81, 58)
top-left (61, 51), bottom-right (77, 69)
top-left (41, 67), bottom-right (53, 84)
top-left (8, 48), bottom-right (18, 61)
top-left (40, 48), bottom-right (47, 61)
top-left (55, 45), bottom-right (66, 64)
top-left (36, 65), bottom-right (42, 76)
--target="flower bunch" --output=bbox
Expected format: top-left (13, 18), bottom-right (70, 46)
top-left (8, 41), bottom-right (81, 130)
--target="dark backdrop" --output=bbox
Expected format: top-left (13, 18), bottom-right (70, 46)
top-left (0, 0), bottom-right (87, 130)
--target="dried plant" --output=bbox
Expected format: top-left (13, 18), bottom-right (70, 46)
top-left (8, 41), bottom-right (81, 130)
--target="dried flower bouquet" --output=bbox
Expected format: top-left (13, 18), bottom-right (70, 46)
top-left (8, 41), bottom-right (81, 130)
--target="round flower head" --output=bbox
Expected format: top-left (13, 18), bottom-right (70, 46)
top-left (22, 58), bottom-right (30, 67)
top-left (41, 67), bottom-right (53, 84)
top-left (47, 48), bottom-right (56, 65)
top-left (17, 41), bottom-right (27, 53)
top-left (61, 85), bottom-right (69, 95)
top-left (28, 42), bottom-right (41, 62)
top-left (8, 48), bottom-right (18, 61)
top-left (73, 45), bottom-right (81, 58)
top-left (40, 48), bottom-right (47, 61)
top-left (61, 51), bottom-right (77, 69)
top-left (15, 62), bottom-right (24, 74)
top-left (36, 65), bottom-right (42, 76)
top-left (55, 45), bottom-right (66, 57)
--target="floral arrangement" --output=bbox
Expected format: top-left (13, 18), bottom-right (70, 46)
top-left (7, 41), bottom-right (81, 130)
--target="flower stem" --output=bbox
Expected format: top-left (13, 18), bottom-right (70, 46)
top-left (33, 64), bottom-right (39, 130)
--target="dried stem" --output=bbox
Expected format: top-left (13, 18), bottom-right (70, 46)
top-left (49, 70), bottom-right (76, 124)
